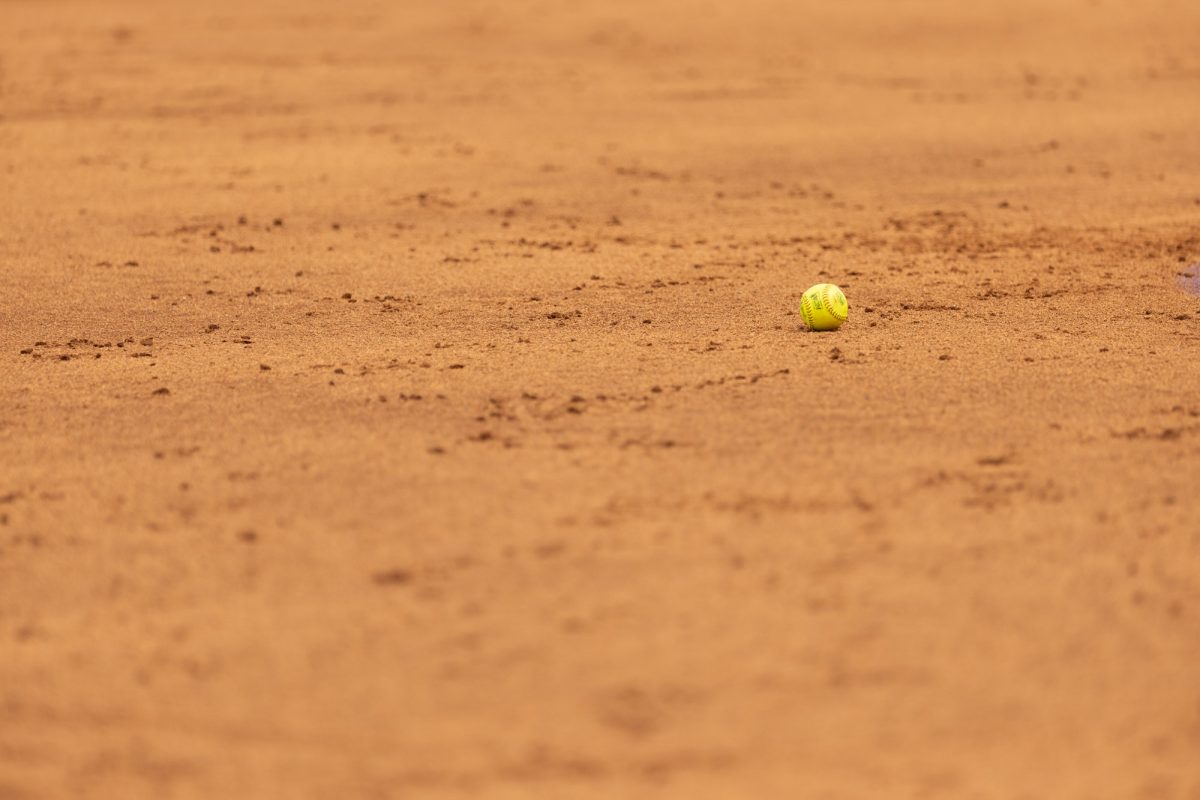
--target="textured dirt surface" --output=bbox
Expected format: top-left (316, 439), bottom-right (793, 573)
top-left (3, 0), bottom-right (1200, 798)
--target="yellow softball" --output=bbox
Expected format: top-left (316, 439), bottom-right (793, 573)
top-left (799, 283), bottom-right (849, 331)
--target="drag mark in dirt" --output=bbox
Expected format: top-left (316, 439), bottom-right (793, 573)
top-left (454, 369), bottom-right (793, 451)
top-left (1112, 424), bottom-right (1200, 442)
top-left (915, 465), bottom-right (1066, 511)
top-left (18, 337), bottom-right (151, 361)
top-left (1112, 406), bottom-right (1200, 442)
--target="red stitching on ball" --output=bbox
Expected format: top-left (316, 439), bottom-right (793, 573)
top-left (822, 285), bottom-right (847, 322)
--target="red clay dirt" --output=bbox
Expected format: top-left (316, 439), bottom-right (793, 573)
top-left (2, 0), bottom-right (1200, 798)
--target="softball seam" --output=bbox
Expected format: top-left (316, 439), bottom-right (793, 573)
top-left (821, 285), bottom-right (848, 322)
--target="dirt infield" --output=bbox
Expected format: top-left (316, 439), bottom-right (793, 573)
top-left (3, 0), bottom-right (1199, 797)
